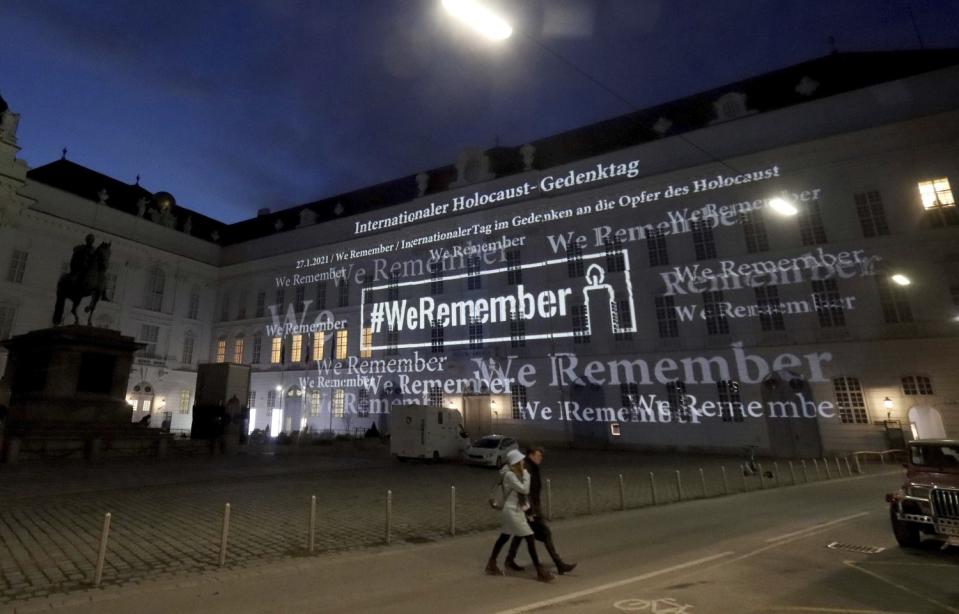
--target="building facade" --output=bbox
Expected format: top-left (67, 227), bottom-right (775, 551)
top-left (2, 50), bottom-right (959, 453)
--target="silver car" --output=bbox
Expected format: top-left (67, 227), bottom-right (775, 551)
top-left (465, 435), bottom-right (519, 467)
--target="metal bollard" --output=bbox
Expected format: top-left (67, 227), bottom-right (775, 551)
top-left (758, 463), bottom-right (766, 489)
top-left (844, 456), bottom-right (853, 476)
top-left (450, 486), bottom-right (456, 536)
top-left (813, 458), bottom-right (822, 480)
top-left (801, 459), bottom-right (809, 483)
top-left (386, 490), bottom-right (393, 545)
top-left (308, 495), bottom-right (317, 553)
top-left (586, 476), bottom-right (593, 514)
top-left (546, 478), bottom-right (553, 521)
top-left (618, 474), bottom-right (626, 510)
top-left (835, 457), bottom-right (843, 477)
top-left (789, 461), bottom-right (796, 485)
top-left (854, 454), bottom-right (862, 475)
top-left (699, 468), bottom-right (707, 498)
top-left (675, 470), bottom-right (684, 501)
top-left (824, 459), bottom-right (832, 479)
top-left (649, 472), bottom-right (658, 505)
top-left (93, 512), bottom-right (111, 586)
top-left (218, 503), bottom-right (231, 566)
top-left (773, 462), bottom-right (780, 487)
top-left (721, 466), bottom-right (729, 495)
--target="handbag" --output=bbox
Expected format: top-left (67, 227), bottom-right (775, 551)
top-left (488, 480), bottom-right (506, 509)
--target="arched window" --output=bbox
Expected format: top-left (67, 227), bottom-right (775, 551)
top-left (232, 334), bottom-right (245, 363)
top-left (128, 381), bottom-right (155, 415)
top-left (215, 336), bottom-right (227, 363)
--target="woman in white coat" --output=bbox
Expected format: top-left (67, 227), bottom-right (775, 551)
top-left (485, 449), bottom-right (554, 582)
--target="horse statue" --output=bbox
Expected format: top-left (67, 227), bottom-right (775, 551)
top-left (53, 238), bottom-right (112, 326)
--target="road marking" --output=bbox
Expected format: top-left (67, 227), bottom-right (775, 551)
top-left (493, 552), bottom-right (733, 614)
top-left (765, 512), bottom-right (870, 543)
top-left (769, 608), bottom-right (920, 613)
top-left (843, 560), bottom-right (959, 614)
top-left (614, 597), bottom-right (694, 612)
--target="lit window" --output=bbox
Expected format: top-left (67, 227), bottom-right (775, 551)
top-left (833, 377), bottom-right (868, 424)
top-left (918, 178), bottom-right (954, 209)
top-left (902, 375), bottom-right (933, 396)
top-left (215, 338), bottom-right (227, 363)
top-left (312, 332), bottom-right (324, 361)
top-left (361, 327), bottom-right (373, 358)
top-left (270, 337), bottom-right (282, 364)
top-left (290, 334), bottom-right (303, 362)
top-left (309, 390), bottom-right (322, 416)
top-left (332, 389), bottom-right (345, 417)
top-left (232, 336), bottom-right (245, 363)
top-left (178, 389), bottom-right (191, 415)
top-left (335, 329), bottom-right (348, 360)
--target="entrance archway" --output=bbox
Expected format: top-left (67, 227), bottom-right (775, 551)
top-left (907, 406), bottom-right (946, 440)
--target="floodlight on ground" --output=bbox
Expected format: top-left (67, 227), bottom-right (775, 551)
top-left (768, 197), bottom-right (798, 216)
top-left (442, 0), bottom-right (513, 41)
top-left (891, 274), bottom-right (911, 286)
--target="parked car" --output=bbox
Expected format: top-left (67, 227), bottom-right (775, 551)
top-left (886, 439), bottom-right (959, 548)
top-left (465, 435), bottom-right (519, 467)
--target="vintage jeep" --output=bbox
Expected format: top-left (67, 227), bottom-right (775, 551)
top-left (886, 439), bottom-right (959, 548)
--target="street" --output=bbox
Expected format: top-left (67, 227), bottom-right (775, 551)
top-left (5, 467), bottom-right (956, 614)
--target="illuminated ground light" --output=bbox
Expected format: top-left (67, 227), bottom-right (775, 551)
top-left (767, 197), bottom-right (798, 216)
top-left (442, 0), bottom-right (513, 41)
top-left (890, 273), bottom-right (911, 286)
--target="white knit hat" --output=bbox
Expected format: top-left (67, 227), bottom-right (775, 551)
top-left (506, 449), bottom-right (525, 465)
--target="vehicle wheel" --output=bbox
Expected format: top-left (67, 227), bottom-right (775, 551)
top-left (432, 450), bottom-right (440, 462)
top-left (890, 506), bottom-right (921, 548)
top-left (396, 455), bottom-right (408, 463)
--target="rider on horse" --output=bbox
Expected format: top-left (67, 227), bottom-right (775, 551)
top-left (70, 234), bottom-right (96, 281)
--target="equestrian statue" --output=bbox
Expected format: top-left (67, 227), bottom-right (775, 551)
top-left (53, 233), bottom-right (112, 326)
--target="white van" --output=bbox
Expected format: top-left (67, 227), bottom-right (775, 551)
top-left (390, 404), bottom-right (468, 461)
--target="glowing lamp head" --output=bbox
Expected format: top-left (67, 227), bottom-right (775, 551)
top-left (891, 274), bottom-right (911, 286)
top-left (768, 197), bottom-right (798, 216)
top-left (275, 385), bottom-right (283, 392)
top-left (883, 397), bottom-right (893, 410)
top-left (442, 0), bottom-right (513, 41)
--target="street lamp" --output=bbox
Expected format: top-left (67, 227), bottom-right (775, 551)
top-left (767, 197), bottom-right (798, 216)
top-left (441, 0), bottom-right (512, 41)
top-left (890, 274), bottom-right (911, 286)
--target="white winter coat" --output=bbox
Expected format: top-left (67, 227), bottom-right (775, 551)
top-left (499, 465), bottom-right (534, 537)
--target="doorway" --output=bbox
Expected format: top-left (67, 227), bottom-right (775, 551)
top-left (463, 395), bottom-right (492, 436)
top-left (908, 406), bottom-right (946, 440)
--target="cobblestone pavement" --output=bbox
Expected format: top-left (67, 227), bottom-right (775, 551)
top-left (0, 444), bottom-right (888, 605)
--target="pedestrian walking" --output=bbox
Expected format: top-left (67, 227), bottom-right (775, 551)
top-left (505, 448), bottom-right (577, 575)
top-left (485, 449), bottom-right (554, 582)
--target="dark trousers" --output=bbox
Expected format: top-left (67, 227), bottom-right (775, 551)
top-left (508, 517), bottom-right (562, 565)
top-left (490, 533), bottom-right (541, 566)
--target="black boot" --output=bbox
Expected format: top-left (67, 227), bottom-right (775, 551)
top-left (555, 560), bottom-right (577, 575)
top-left (505, 558), bottom-right (525, 571)
top-left (535, 564), bottom-right (555, 583)
top-left (485, 557), bottom-right (503, 576)
top-left (504, 537), bottom-right (524, 571)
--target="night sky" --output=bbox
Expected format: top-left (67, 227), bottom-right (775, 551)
top-left (1, 0), bottom-right (957, 223)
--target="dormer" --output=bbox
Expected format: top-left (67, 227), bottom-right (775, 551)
top-left (710, 92), bottom-right (755, 124)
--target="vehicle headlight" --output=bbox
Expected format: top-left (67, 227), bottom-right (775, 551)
top-left (906, 484), bottom-right (932, 500)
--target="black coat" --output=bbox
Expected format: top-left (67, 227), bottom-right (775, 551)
top-left (526, 458), bottom-right (543, 515)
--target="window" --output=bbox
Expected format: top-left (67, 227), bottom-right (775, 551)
top-left (145, 267), bottom-right (165, 311)
top-left (290, 334), bottom-right (303, 362)
top-left (833, 377), bottom-right (868, 424)
top-left (467, 256), bottom-right (481, 290)
top-left (812, 279), bottom-right (845, 327)
top-left (430, 266), bottom-right (444, 295)
top-left (798, 201), bottom-right (827, 245)
top-left (357, 388), bottom-right (370, 416)
top-left (220, 291), bottom-right (231, 321)
top-left (308, 390), bottom-right (322, 416)
top-left (178, 389), bottom-right (191, 415)
top-left (509, 311), bottom-right (525, 348)
top-left (703, 290), bottom-right (729, 335)
top-left (6, 249), bottom-right (27, 283)
top-left (275, 288), bottom-right (285, 309)
top-left (647, 229), bottom-right (669, 267)
top-left (338, 279), bottom-right (350, 307)
top-left (902, 375), bottom-right (933, 396)
top-left (604, 240), bottom-right (626, 272)
top-left (427, 385), bottom-right (442, 407)
top-left (506, 249), bottom-right (522, 285)
top-left (232, 336), bottom-right (244, 363)
top-left (388, 274), bottom-right (399, 301)
top-left (691, 220), bottom-right (717, 260)
top-left (181, 333), bottom-right (195, 364)
top-left (248, 390), bottom-right (256, 409)
top-left (0, 303), bottom-right (16, 340)
top-left (266, 389), bottom-right (277, 409)
top-left (717, 380), bottom-right (743, 422)
top-left (876, 277), bottom-right (913, 324)
top-left (613, 299), bottom-right (633, 341)
top-left (140, 325), bottom-right (160, 357)
top-left (741, 210), bottom-right (769, 253)
top-left (918, 177), bottom-right (955, 209)
top-left (315, 282), bottom-right (327, 309)
top-left (335, 329), bottom-right (348, 360)
top-left (666, 381), bottom-right (689, 421)
top-left (270, 337), bottom-right (282, 364)
top-left (620, 383), bottom-right (639, 420)
top-left (571, 304), bottom-right (589, 344)
top-left (755, 286), bottom-right (785, 331)
top-left (215, 337), bottom-right (226, 363)
top-left (187, 286), bottom-right (201, 319)
top-left (252, 333), bottom-right (262, 363)
top-left (854, 191), bottom-right (890, 238)
top-left (255, 291), bottom-right (266, 318)
top-left (567, 243), bottom-right (584, 277)
top-left (361, 327), bottom-right (373, 358)
top-left (295, 286), bottom-right (306, 310)
top-left (237, 289), bottom-right (247, 320)
top-left (468, 317), bottom-right (483, 349)
top-left (510, 383), bottom-right (528, 419)
top-left (386, 327), bottom-right (399, 356)
top-left (312, 332), bottom-right (324, 361)
top-left (332, 389), bottom-right (345, 417)
top-left (655, 295), bottom-right (679, 338)
top-left (431, 321), bottom-right (444, 353)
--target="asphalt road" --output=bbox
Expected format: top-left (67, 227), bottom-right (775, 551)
top-left (6, 468), bottom-right (958, 614)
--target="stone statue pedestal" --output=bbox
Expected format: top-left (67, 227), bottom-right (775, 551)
top-left (0, 326), bottom-right (168, 463)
